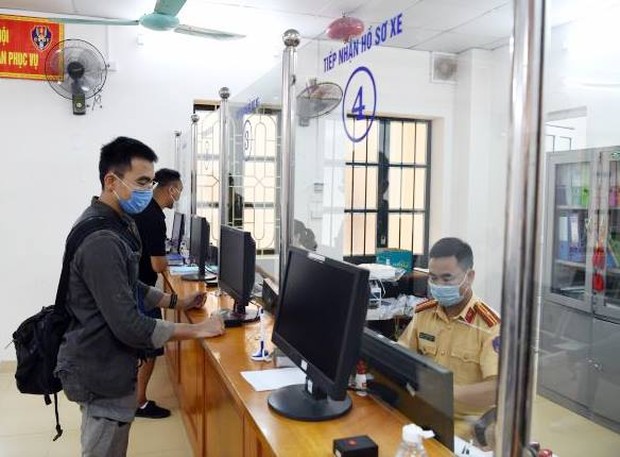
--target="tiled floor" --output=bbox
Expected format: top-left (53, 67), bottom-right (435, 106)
top-left (530, 395), bottom-right (620, 457)
top-left (0, 359), bottom-right (192, 457)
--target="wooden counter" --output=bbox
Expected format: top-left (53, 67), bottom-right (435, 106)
top-left (162, 272), bottom-right (453, 457)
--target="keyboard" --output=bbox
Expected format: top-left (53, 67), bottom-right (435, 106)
top-left (166, 253), bottom-right (185, 266)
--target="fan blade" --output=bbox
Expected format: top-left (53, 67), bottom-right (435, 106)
top-left (154, 0), bottom-right (187, 17)
top-left (174, 24), bottom-right (245, 40)
top-left (43, 16), bottom-right (139, 26)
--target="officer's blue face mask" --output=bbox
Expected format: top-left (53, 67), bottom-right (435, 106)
top-left (113, 175), bottom-right (153, 215)
top-left (428, 271), bottom-right (470, 307)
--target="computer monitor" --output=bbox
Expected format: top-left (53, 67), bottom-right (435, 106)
top-left (218, 225), bottom-right (259, 327)
top-left (182, 216), bottom-right (216, 282)
top-left (360, 328), bottom-right (454, 450)
top-left (268, 247), bottom-right (370, 421)
top-left (170, 212), bottom-right (185, 254)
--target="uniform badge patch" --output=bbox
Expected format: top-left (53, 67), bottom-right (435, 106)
top-left (492, 336), bottom-right (500, 353)
top-left (419, 332), bottom-right (436, 342)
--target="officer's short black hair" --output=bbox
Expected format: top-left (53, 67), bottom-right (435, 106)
top-left (154, 168), bottom-right (181, 187)
top-left (429, 237), bottom-right (474, 270)
top-left (99, 136), bottom-right (158, 187)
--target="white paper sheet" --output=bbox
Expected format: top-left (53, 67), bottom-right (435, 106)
top-left (241, 367), bottom-right (306, 392)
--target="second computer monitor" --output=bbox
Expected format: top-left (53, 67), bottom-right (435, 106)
top-left (170, 212), bottom-right (185, 254)
top-left (182, 215), bottom-right (215, 282)
top-left (218, 225), bottom-right (258, 326)
top-left (268, 247), bottom-right (370, 421)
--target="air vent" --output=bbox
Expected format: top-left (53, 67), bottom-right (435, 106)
top-left (431, 52), bottom-right (458, 84)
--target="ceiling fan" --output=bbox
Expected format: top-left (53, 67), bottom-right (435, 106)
top-left (33, 0), bottom-right (245, 40)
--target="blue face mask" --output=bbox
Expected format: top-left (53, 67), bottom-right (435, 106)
top-left (113, 176), bottom-right (153, 214)
top-left (428, 273), bottom-right (469, 307)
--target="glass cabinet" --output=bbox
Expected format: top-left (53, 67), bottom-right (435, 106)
top-left (541, 146), bottom-right (620, 432)
top-left (545, 154), bottom-right (592, 311)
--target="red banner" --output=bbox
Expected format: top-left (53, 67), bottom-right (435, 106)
top-left (0, 15), bottom-right (64, 80)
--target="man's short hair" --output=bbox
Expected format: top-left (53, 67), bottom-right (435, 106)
top-left (154, 168), bottom-right (181, 187)
top-left (98, 136), bottom-right (158, 187)
top-left (429, 237), bottom-right (474, 270)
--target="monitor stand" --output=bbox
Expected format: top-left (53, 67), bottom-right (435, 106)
top-left (217, 304), bottom-right (260, 328)
top-left (268, 383), bottom-right (352, 421)
top-left (182, 265), bottom-right (216, 282)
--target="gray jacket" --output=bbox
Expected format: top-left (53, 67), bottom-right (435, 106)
top-left (56, 198), bottom-right (174, 399)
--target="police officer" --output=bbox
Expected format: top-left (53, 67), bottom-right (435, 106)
top-left (398, 237), bottom-right (500, 439)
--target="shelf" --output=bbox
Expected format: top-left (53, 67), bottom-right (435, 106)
top-left (555, 259), bottom-right (586, 268)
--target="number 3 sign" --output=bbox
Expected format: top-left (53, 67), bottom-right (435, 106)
top-left (341, 66), bottom-right (377, 143)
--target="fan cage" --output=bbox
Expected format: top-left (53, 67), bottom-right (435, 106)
top-left (45, 38), bottom-right (108, 100)
top-left (297, 82), bottom-right (343, 119)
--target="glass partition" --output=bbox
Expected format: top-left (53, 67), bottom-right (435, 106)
top-left (289, 1), bottom-right (513, 452)
top-left (227, 64), bottom-right (282, 280)
top-left (533, 1), bottom-right (620, 455)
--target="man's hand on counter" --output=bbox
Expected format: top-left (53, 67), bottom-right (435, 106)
top-left (179, 292), bottom-right (207, 310)
top-left (196, 314), bottom-right (225, 338)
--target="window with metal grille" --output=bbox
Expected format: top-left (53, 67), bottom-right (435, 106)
top-left (344, 116), bottom-right (431, 267)
top-left (193, 104), bottom-right (279, 255)
top-left (235, 110), bottom-right (279, 255)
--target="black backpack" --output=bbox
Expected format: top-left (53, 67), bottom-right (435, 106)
top-left (12, 216), bottom-right (117, 441)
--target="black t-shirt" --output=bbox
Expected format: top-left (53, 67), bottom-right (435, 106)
top-left (133, 199), bottom-right (166, 286)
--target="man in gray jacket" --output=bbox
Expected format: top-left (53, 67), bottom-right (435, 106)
top-left (56, 136), bottom-right (224, 457)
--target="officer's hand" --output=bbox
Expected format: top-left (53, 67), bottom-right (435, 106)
top-left (180, 292), bottom-right (207, 310)
top-left (196, 314), bottom-right (225, 338)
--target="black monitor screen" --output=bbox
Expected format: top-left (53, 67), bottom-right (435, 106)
top-left (218, 225), bottom-right (257, 325)
top-left (268, 247), bottom-right (369, 421)
top-left (275, 254), bottom-right (357, 380)
top-left (182, 216), bottom-right (213, 282)
top-left (170, 212), bottom-right (184, 253)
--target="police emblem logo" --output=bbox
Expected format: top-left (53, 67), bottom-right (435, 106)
top-left (31, 25), bottom-right (52, 51)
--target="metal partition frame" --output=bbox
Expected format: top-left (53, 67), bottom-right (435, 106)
top-left (278, 29), bottom-right (300, 280)
top-left (190, 113), bottom-right (200, 215)
top-left (497, 0), bottom-right (546, 455)
top-left (219, 87), bottom-right (231, 231)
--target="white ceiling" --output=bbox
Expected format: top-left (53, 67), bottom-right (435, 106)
top-left (0, 0), bottom-right (515, 53)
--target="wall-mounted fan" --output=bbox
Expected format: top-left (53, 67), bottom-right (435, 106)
top-left (296, 79), bottom-right (343, 127)
top-left (45, 39), bottom-right (107, 115)
top-left (41, 0), bottom-right (244, 40)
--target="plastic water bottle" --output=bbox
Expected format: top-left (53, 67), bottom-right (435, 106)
top-left (394, 424), bottom-right (434, 457)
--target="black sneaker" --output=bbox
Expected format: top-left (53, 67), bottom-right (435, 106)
top-left (135, 400), bottom-right (171, 419)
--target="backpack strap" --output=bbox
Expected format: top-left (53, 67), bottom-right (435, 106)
top-left (52, 392), bottom-right (62, 441)
top-left (53, 216), bottom-right (125, 310)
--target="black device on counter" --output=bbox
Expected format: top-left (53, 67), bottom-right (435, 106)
top-left (268, 247), bottom-right (369, 421)
top-left (333, 435), bottom-right (378, 457)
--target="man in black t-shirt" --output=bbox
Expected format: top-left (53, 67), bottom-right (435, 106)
top-left (133, 168), bottom-right (183, 418)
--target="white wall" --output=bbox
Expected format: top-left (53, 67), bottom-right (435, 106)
top-left (0, 24), bottom-right (278, 361)
top-left (451, 48), bottom-right (511, 309)
top-left (545, 20), bottom-right (620, 148)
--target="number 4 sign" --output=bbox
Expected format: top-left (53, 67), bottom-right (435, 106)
top-left (342, 66), bottom-right (377, 143)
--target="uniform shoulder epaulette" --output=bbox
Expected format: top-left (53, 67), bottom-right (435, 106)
top-left (415, 299), bottom-right (438, 313)
top-left (473, 302), bottom-right (501, 327)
